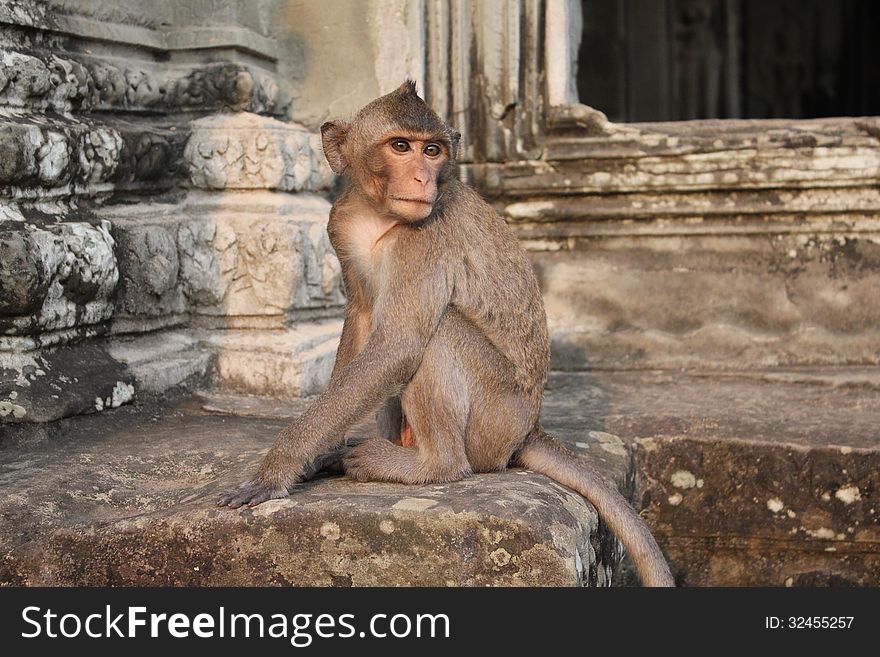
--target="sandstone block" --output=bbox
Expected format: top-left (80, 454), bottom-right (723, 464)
top-left (111, 192), bottom-right (344, 320)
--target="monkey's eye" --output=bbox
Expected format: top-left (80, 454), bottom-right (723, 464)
top-left (423, 143), bottom-right (442, 157)
top-left (390, 139), bottom-right (411, 153)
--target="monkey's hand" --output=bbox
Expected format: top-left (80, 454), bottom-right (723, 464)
top-left (217, 479), bottom-right (290, 509)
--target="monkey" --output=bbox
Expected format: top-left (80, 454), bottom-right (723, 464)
top-left (218, 80), bottom-right (674, 587)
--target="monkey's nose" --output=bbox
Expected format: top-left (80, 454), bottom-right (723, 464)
top-left (413, 165), bottom-right (432, 185)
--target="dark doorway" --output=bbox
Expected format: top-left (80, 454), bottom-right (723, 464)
top-left (577, 0), bottom-right (880, 122)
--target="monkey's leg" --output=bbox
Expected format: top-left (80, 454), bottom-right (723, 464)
top-left (343, 331), bottom-right (471, 484)
top-left (426, 311), bottom-right (536, 474)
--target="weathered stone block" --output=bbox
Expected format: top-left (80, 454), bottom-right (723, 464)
top-left (110, 192), bottom-right (344, 320)
top-left (636, 436), bottom-right (880, 586)
top-left (0, 111), bottom-right (186, 195)
top-left (0, 225), bottom-right (47, 317)
top-left (0, 219), bottom-right (117, 335)
top-left (0, 191), bottom-right (344, 339)
top-left (0, 342), bottom-right (134, 423)
top-left (544, 369), bottom-right (880, 586)
top-left (114, 223), bottom-right (185, 317)
top-left (530, 230), bottom-right (880, 370)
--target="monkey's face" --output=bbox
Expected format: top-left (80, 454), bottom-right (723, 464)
top-left (371, 134), bottom-right (450, 222)
top-left (321, 80), bottom-right (461, 222)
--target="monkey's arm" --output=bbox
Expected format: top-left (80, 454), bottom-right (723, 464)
top-left (218, 258), bottom-right (452, 507)
top-left (329, 260), bottom-right (373, 379)
top-left (329, 300), bottom-right (370, 380)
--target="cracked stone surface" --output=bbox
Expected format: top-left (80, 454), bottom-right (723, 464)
top-left (0, 220), bottom-right (118, 335)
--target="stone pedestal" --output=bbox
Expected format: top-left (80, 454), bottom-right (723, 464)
top-left (0, 1), bottom-right (344, 424)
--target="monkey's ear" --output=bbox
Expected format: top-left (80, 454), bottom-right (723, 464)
top-left (321, 121), bottom-right (350, 174)
top-left (447, 128), bottom-right (461, 161)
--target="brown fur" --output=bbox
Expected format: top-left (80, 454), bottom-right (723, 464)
top-left (218, 81), bottom-right (674, 587)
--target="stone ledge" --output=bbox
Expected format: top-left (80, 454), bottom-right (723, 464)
top-left (0, 111), bottom-right (330, 198)
top-left (469, 116), bottom-right (880, 197)
top-left (110, 322), bottom-right (344, 400)
top-left (504, 188), bottom-right (880, 228)
top-left (0, 395), bottom-right (613, 586)
top-left (0, 110), bottom-right (186, 196)
top-left (0, 341), bottom-right (134, 423)
top-left (0, 47), bottom-right (281, 115)
top-left (1, 319), bottom-right (343, 424)
top-left (204, 323), bottom-right (342, 398)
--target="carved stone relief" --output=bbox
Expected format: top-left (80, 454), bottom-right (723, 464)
top-left (184, 113), bottom-right (333, 192)
top-left (0, 47), bottom-right (281, 115)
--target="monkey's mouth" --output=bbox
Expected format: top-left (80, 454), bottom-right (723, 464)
top-left (392, 197), bottom-right (433, 206)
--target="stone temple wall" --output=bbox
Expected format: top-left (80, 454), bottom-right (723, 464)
top-left (0, 0), bottom-right (346, 423)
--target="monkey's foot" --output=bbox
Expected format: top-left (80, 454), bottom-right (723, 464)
top-left (343, 438), bottom-right (420, 484)
top-left (217, 480), bottom-right (289, 508)
top-left (343, 438), bottom-right (469, 485)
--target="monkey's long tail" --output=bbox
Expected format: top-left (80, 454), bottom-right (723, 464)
top-left (515, 426), bottom-right (674, 587)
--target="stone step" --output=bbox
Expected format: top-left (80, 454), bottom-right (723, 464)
top-left (528, 221), bottom-right (880, 371)
top-left (548, 368), bottom-right (880, 586)
top-left (0, 385), bottom-right (624, 587)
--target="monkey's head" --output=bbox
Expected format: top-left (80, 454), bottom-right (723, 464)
top-left (321, 80), bottom-right (461, 222)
